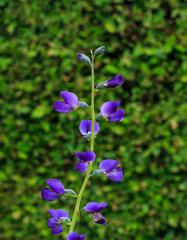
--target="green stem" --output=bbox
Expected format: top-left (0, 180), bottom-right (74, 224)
top-left (68, 52), bottom-right (95, 233)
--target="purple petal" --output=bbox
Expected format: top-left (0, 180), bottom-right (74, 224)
top-left (57, 209), bottom-right (69, 218)
top-left (100, 101), bottom-right (121, 117)
top-left (84, 202), bottom-right (108, 213)
top-left (105, 74), bottom-right (124, 88)
top-left (60, 91), bottom-right (79, 106)
top-left (93, 212), bottom-right (106, 225)
top-left (79, 120), bottom-right (90, 135)
top-left (54, 101), bottom-right (73, 113)
top-left (48, 218), bottom-right (56, 228)
top-left (75, 151), bottom-right (96, 162)
top-left (75, 162), bottom-right (88, 173)
top-left (93, 121), bottom-right (100, 135)
top-left (46, 179), bottom-right (65, 194)
top-left (99, 159), bottom-right (118, 173)
top-left (48, 209), bottom-right (59, 218)
top-left (48, 209), bottom-right (69, 219)
top-left (79, 120), bottom-right (100, 136)
top-left (41, 188), bottom-right (60, 201)
top-left (77, 53), bottom-right (82, 61)
top-left (52, 224), bottom-right (63, 235)
top-left (107, 167), bottom-right (124, 182)
top-left (108, 109), bottom-right (125, 122)
top-left (67, 232), bottom-right (86, 240)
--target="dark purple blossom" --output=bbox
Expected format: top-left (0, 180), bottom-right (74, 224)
top-left (54, 91), bottom-right (79, 113)
top-left (79, 120), bottom-right (100, 138)
top-left (104, 74), bottom-right (124, 88)
top-left (84, 202), bottom-right (108, 225)
top-left (75, 151), bottom-right (96, 162)
top-left (99, 159), bottom-right (123, 182)
top-left (48, 209), bottom-right (70, 235)
top-left (75, 162), bottom-right (88, 173)
top-left (100, 101), bottom-right (124, 122)
top-left (75, 151), bottom-right (96, 173)
top-left (41, 179), bottom-right (65, 201)
top-left (77, 53), bottom-right (91, 65)
top-left (67, 232), bottom-right (86, 240)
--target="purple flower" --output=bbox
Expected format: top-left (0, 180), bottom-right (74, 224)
top-left (79, 120), bottom-right (100, 138)
top-left (104, 74), bottom-right (124, 88)
top-left (85, 202), bottom-right (108, 213)
top-left (100, 101), bottom-right (124, 122)
top-left (77, 53), bottom-right (91, 65)
top-left (54, 91), bottom-right (79, 113)
top-left (48, 209), bottom-right (70, 235)
top-left (84, 202), bottom-right (108, 225)
top-left (67, 232), bottom-right (86, 240)
top-left (75, 162), bottom-right (88, 173)
top-left (75, 151), bottom-right (96, 173)
top-left (41, 179), bottom-right (65, 201)
top-left (76, 151), bottom-right (96, 162)
top-left (99, 159), bottom-right (123, 182)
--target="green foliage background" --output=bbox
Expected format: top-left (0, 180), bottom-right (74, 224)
top-left (0, 1), bottom-right (187, 239)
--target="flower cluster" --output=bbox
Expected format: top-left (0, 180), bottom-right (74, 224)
top-left (41, 47), bottom-right (125, 239)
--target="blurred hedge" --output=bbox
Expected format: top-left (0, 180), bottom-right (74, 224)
top-left (0, 1), bottom-right (187, 239)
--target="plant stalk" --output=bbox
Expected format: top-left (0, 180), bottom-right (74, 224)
top-left (68, 51), bottom-right (95, 233)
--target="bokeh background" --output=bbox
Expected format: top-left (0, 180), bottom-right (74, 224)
top-left (1, 1), bottom-right (187, 239)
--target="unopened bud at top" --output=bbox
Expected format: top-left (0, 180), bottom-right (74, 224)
top-left (77, 53), bottom-right (91, 65)
top-left (94, 46), bottom-right (105, 56)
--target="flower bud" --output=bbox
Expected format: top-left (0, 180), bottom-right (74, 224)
top-left (78, 101), bottom-right (89, 108)
top-left (95, 82), bottom-right (105, 90)
top-left (64, 189), bottom-right (77, 198)
top-left (94, 46), bottom-right (105, 56)
top-left (104, 74), bottom-right (124, 88)
top-left (77, 53), bottom-right (91, 65)
top-left (96, 74), bottom-right (124, 90)
top-left (58, 217), bottom-right (71, 225)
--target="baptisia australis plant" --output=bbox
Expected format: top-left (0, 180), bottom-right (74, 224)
top-left (41, 46), bottom-right (125, 239)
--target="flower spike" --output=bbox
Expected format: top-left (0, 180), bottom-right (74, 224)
top-left (41, 47), bottom-right (125, 238)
